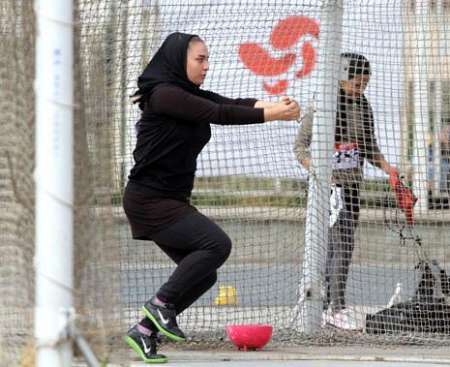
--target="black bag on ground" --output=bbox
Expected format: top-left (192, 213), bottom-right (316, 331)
top-left (366, 260), bottom-right (450, 334)
top-left (366, 299), bottom-right (450, 334)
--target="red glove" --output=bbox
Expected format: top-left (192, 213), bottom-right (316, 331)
top-left (389, 168), bottom-right (417, 225)
top-left (389, 167), bottom-right (401, 189)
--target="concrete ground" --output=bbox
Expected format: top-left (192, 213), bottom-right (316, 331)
top-left (134, 353), bottom-right (449, 366)
top-left (134, 361), bottom-right (450, 367)
top-left (75, 357), bottom-right (449, 367)
top-left (81, 346), bottom-right (450, 367)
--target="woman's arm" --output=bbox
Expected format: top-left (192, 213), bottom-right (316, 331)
top-left (254, 96), bottom-right (291, 109)
top-left (370, 152), bottom-right (395, 175)
top-left (359, 98), bottom-right (396, 174)
top-left (151, 86), bottom-right (263, 124)
top-left (201, 90), bottom-right (258, 107)
top-left (364, 130), bottom-right (397, 176)
top-left (201, 89), bottom-right (299, 121)
top-left (263, 99), bottom-right (300, 122)
top-left (254, 100), bottom-right (278, 108)
top-left (151, 85), bottom-right (299, 125)
top-left (203, 90), bottom-right (297, 118)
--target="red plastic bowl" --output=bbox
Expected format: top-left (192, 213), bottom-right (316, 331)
top-left (226, 324), bottom-right (273, 350)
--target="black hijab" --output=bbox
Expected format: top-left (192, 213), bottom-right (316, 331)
top-left (132, 32), bottom-right (202, 109)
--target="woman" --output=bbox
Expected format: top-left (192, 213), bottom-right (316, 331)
top-left (123, 32), bottom-right (300, 363)
top-left (294, 53), bottom-right (399, 318)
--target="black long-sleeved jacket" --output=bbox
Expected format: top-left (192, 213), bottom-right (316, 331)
top-left (129, 84), bottom-right (264, 200)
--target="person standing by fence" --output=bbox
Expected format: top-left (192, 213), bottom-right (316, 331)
top-left (294, 53), bottom-right (399, 318)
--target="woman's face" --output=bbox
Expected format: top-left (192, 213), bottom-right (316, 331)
top-left (186, 41), bottom-right (209, 86)
top-left (340, 75), bottom-right (370, 97)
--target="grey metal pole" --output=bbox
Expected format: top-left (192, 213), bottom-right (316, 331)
top-left (34, 0), bottom-right (74, 365)
top-left (296, 0), bottom-right (343, 334)
top-left (412, 0), bottom-right (430, 212)
top-left (433, 0), bottom-right (443, 195)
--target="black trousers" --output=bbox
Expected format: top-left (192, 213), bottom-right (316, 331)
top-left (325, 183), bottom-right (360, 312)
top-left (151, 210), bottom-right (232, 315)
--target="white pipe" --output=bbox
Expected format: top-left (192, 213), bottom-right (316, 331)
top-left (434, 80), bottom-right (442, 195)
top-left (412, 0), bottom-right (430, 212)
top-left (433, 0), bottom-right (443, 194)
top-left (34, 0), bottom-right (74, 366)
top-left (296, 0), bottom-right (343, 334)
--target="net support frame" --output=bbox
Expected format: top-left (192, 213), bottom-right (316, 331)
top-left (432, 0), bottom-right (444, 195)
top-left (34, 0), bottom-right (74, 365)
top-left (412, 0), bottom-right (430, 212)
top-left (296, 0), bottom-right (344, 334)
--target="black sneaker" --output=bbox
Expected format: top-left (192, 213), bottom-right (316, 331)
top-left (143, 297), bottom-right (186, 342)
top-left (124, 324), bottom-right (168, 364)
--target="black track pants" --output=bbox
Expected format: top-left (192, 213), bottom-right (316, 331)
top-left (151, 210), bottom-right (232, 314)
top-left (325, 183), bottom-right (359, 312)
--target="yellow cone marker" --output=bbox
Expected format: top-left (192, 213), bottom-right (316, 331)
top-left (214, 285), bottom-right (238, 306)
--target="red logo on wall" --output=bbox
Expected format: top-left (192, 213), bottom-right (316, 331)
top-left (239, 16), bottom-right (319, 95)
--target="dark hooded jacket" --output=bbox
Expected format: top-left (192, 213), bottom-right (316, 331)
top-left (128, 32), bottom-right (264, 200)
top-left (294, 53), bottom-right (381, 185)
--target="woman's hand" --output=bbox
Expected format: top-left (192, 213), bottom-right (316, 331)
top-left (264, 97), bottom-right (300, 122)
top-left (280, 96), bottom-right (292, 105)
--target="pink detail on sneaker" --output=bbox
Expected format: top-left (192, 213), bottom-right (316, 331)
top-left (154, 296), bottom-right (167, 306)
top-left (137, 324), bottom-right (152, 336)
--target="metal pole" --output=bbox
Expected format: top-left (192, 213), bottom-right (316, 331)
top-left (433, 0), bottom-right (443, 194)
top-left (296, 0), bottom-right (343, 334)
top-left (34, 0), bottom-right (74, 366)
top-left (120, 5), bottom-right (129, 190)
top-left (412, 0), bottom-right (430, 212)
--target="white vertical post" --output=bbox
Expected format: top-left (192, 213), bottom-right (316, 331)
top-left (34, 0), bottom-right (74, 366)
top-left (120, 5), bottom-right (129, 190)
top-left (434, 80), bottom-right (442, 195)
top-left (296, 0), bottom-right (343, 333)
top-left (412, 0), bottom-right (429, 212)
top-left (433, 0), bottom-right (443, 194)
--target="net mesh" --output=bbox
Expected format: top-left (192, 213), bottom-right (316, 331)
top-left (0, 1), bottom-right (35, 366)
top-left (2, 0), bottom-right (450, 365)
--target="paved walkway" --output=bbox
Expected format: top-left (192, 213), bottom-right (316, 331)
top-left (74, 344), bottom-right (450, 366)
top-left (111, 348), bottom-right (450, 367)
top-left (73, 346), bottom-right (450, 367)
top-left (139, 361), bottom-right (449, 367)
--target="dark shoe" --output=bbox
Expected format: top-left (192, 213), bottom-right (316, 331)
top-left (143, 297), bottom-right (186, 342)
top-left (124, 324), bottom-right (168, 364)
